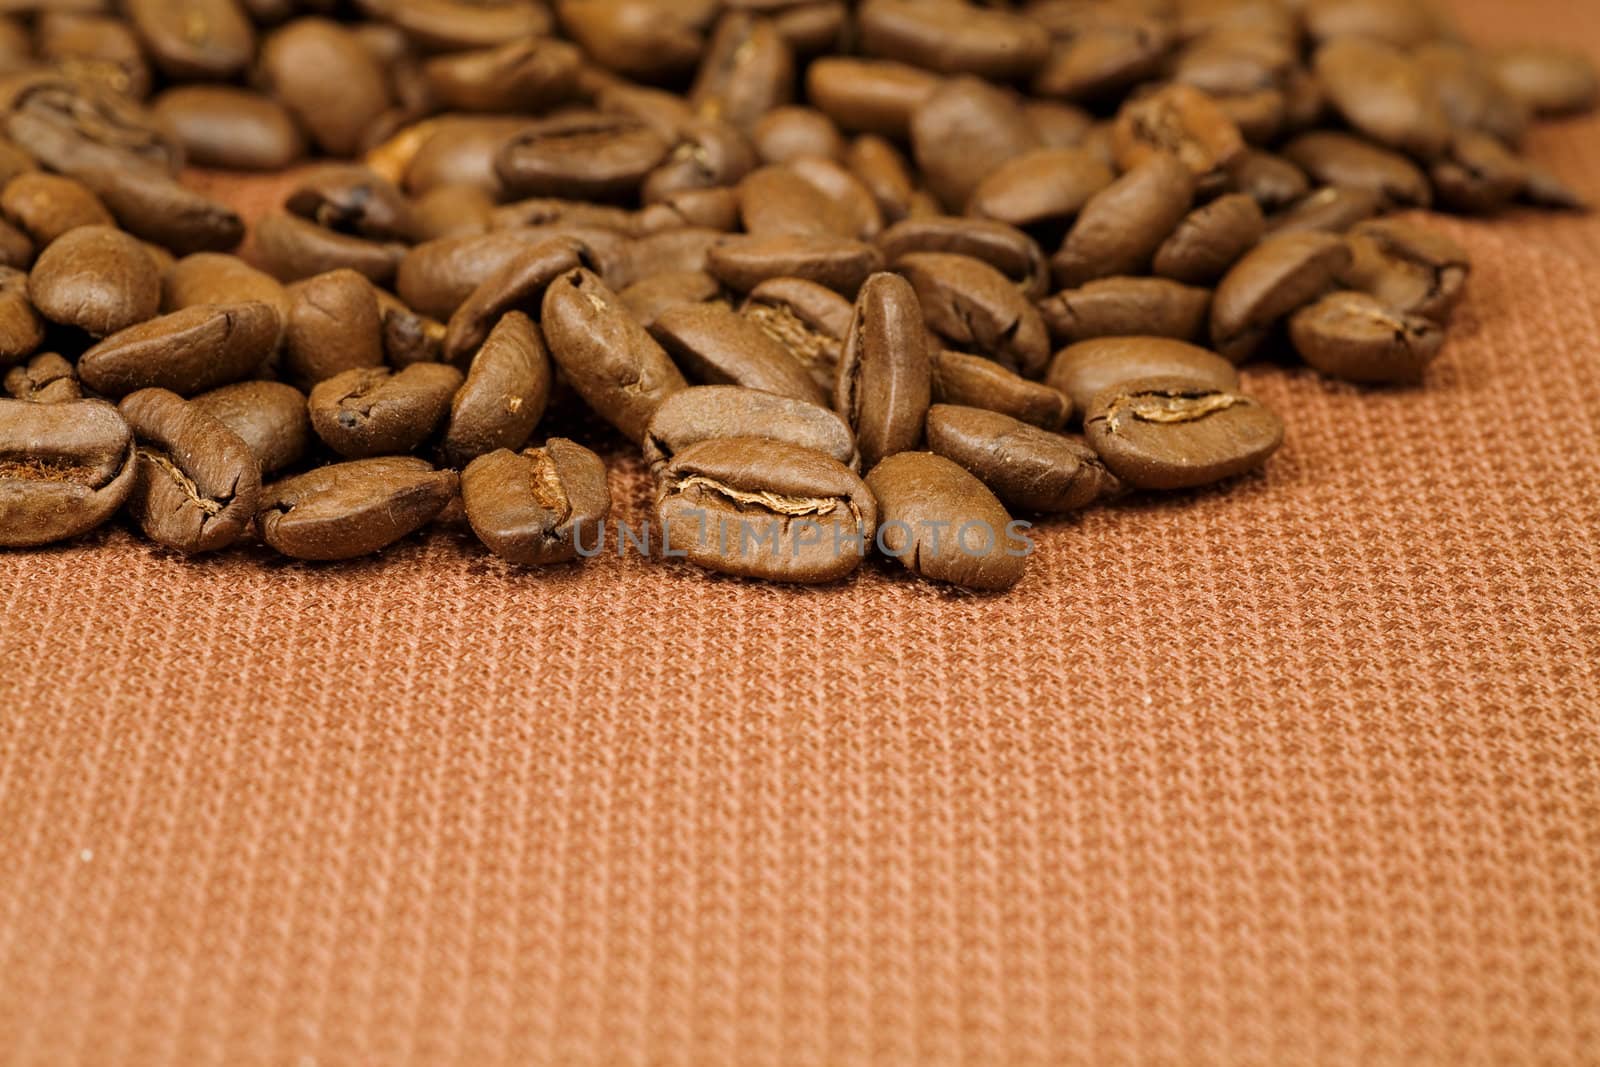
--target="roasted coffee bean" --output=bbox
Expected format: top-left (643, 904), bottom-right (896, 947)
top-left (558, 0), bottom-right (706, 81)
top-left (38, 12), bottom-right (153, 100)
top-left (806, 56), bottom-right (941, 138)
top-left (879, 216), bottom-right (1050, 300)
top-left (1153, 194), bottom-right (1267, 285)
top-left (836, 271), bottom-right (931, 470)
top-left (1267, 185), bottom-right (1384, 236)
top-left (440, 311), bottom-right (552, 469)
top-left (309, 362), bottom-right (464, 459)
top-left (0, 398), bottom-right (137, 547)
top-left (1030, 11), bottom-right (1172, 102)
top-left (1339, 219), bottom-right (1470, 325)
top-left (1414, 41), bottom-right (1529, 146)
top-left (926, 404), bottom-right (1117, 513)
top-left (254, 213), bottom-right (405, 286)
top-left (690, 13), bottom-right (795, 133)
top-left (858, 0), bottom-right (1048, 80)
top-left (1493, 45), bottom-right (1600, 117)
top-left (738, 163), bottom-right (856, 239)
top-left (865, 450), bottom-right (1026, 591)
top-left (895, 253), bottom-right (1050, 378)
top-left (258, 456), bottom-right (458, 561)
top-left (541, 267), bottom-right (689, 444)
top-left (1302, 0), bottom-right (1437, 47)
top-left (637, 187), bottom-right (744, 234)
top-left (1289, 291), bottom-right (1445, 385)
top-left (125, 0), bottom-right (254, 80)
top-left (423, 37), bottom-right (581, 114)
top-left (1084, 376), bottom-right (1284, 490)
top-left (740, 276), bottom-right (853, 392)
top-left (258, 18), bottom-right (391, 158)
top-left (409, 184), bottom-right (497, 244)
top-left (284, 270), bottom-right (384, 387)
top-left (643, 385), bottom-right (858, 472)
top-left (1314, 36), bottom-right (1451, 159)
top-left (912, 76), bottom-right (1042, 212)
top-left (1045, 337), bottom-right (1241, 419)
top-left (399, 115), bottom-right (532, 197)
top-left (846, 134), bottom-right (919, 224)
top-left (619, 271), bottom-right (723, 330)
top-left (462, 439), bottom-right (611, 566)
top-left (640, 118), bottom-right (757, 203)
top-left (191, 380), bottom-right (310, 475)
top-left (490, 197), bottom-right (639, 236)
top-left (1430, 131), bottom-right (1527, 215)
top-left (0, 216), bottom-right (27, 269)
top-left (151, 86), bottom-right (305, 171)
top-left (932, 350), bottom-right (1072, 431)
top-left (613, 227), bottom-right (724, 289)
top-left (0, 173), bottom-right (114, 246)
top-left (442, 237), bottom-right (586, 365)
top-left (118, 387), bottom-right (260, 553)
top-left (374, 290), bottom-right (447, 369)
top-left (353, 0), bottom-right (551, 52)
top-left (0, 266), bottom-right (41, 365)
top-left (966, 148), bottom-right (1114, 230)
top-left (79, 302), bottom-right (279, 398)
top-left (772, 1), bottom-right (848, 56)
top-left (496, 113), bottom-right (671, 201)
top-left (284, 165), bottom-right (414, 244)
top-left (656, 436), bottom-right (875, 584)
top-left (1113, 83), bottom-right (1246, 185)
top-left (68, 164), bottom-right (244, 255)
top-left (1281, 133), bottom-right (1432, 210)
top-left (4, 74), bottom-right (182, 178)
top-left (163, 254), bottom-right (290, 345)
top-left (4, 353), bottom-right (79, 404)
top-left (753, 106), bottom-right (845, 164)
top-left (1052, 153), bottom-right (1195, 289)
top-left (1211, 232), bottom-right (1352, 363)
top-left (398, 227), bottom-right (626, 319)
top-left (1040, 277), bottom-right (1211, 346)
top-left (706, 234), bottom-right (884, 295)
top-left (1226, 149), bottom-right (1311, 212)
top-left (27, 226), bottom-right (159, 338)
top-left (649, 301), bottom-right (826, 405)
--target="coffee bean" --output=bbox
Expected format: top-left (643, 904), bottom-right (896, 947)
top-left (190, 380), bottom-right (311, 475)
top-left (836, 271), bottom-right (931, 470)
top-left (559, 0), bottom-right (705, 81)
top-left (1052, 153), bottom-right (1195, 289)
top-left (740, 276), bottom-right (853, 392)
top-left (637, 187), bottom-right (743, 234)
top-left (125, 0), bottom-right (254, 80)
top-left (423, 37), bottom-right (582, 114)
top-left (496, 112), bottom-right (671, 200)
top-left (1266, 185), bottom-right (1384, 237)
top-left (258, 456), bottom-right (458, 561)
top-left (0, 217), bottom-right (28, 270)
top-left (619, 271), bottom-right (723, 330)
top-left (1226, 149), bottom-right (1311, 212)
top-left (640, 118), bottom-right (758, 203)
top-left (926, 404), bottom-right (1117, 513)
top-left (1414, 42), bottom-right (1528, 146)
top-left (691, 13), bottom-right (795, 134)
top-left (0, 173), bottom-right (114, 246)
top-left (0, 266), bottom-right (42, 365)
top-left (1031, 10), bottom-right (1172, 101)
top-left (309, 362), bottom-right (464, 459)
top-left (401, 115), bottom-right (533, 198)
top-left (67, 164), bottom-right (245, 255)
top-left (656, 436), bottom-right (875, 584)
top-left (804, 57), bottom-right (938, 139)
top-left (643, 385), bottom-right (859, 473)
top-left (1281, 132), bottom-right (1432, 210)
top-left (1340, 219), bottom-right (1470, 323)
top-left (5, 74), bottom-right (182, 178)
top-left (1430, 131), bottom-right (1526, 215)
top-left (259, 18), bottom-right (391, 158)
top-left (932, 350), bottom-right (1073, 431)
top-left (353, 0), bottom-right (551, 52)
top-left (1083, 376), bottom-right (1283, 490)
top-left (410, 184), bottom-right (497, 243)
top-left (374, 290), bottom-right (448, 369)
top-left (706, 234), bottom-right (884, 294)
top-left (879, 216), bottom-right (1051, 301)
top-left (859, 0), bottom-right (1049, 80)
top-left (651, 301), bottom-right (826, 406)
top-left (738, 163), bottom-right (857, 239)
top-left (1039, 277), bottom-right (1211, 346)
top-left (398, 227), bottom-right (626, 319)
top-left (614, 227), bottom-right (724, 289)
top-left (163, 254), bottom-right (291, 345)
top-left (0, 398), bottom-right (137, 547)
top-left (4, 353), bottom-right (79, 404)
top-left (440, 311), bottom-right (552, 468)
top-left (1153, 193), bottom-right (1267, 285)
top-left (753, 106), bottom-right (845, 165)
top-left (1314, 37), bottom-right (1451, 159)
top-left (1303, 0), bottom-right (1437, 47)
top-left (1113, 83), bottom-right (1247, 184)
top-left (284, 165), bottom-right (415, 244)
top-left (541, 267), bottom-right (689, 444)
top-left (79, 302), bottom-right (280, 398)
top-left (865, 450), bottom-right (1027, 591)
top-left (254, 213), bottom-right (406, 286)
top-left (912, 76), bottom-right (1042, 212)
top-left (1289, 291), bottom-right (1445, 385)
top-left (895, 253), bottom-right (1051, 378)
top-left (1493, 45), bottom-right (1600, 117)
top-left (966, 148), bottom-right (1115, 230)
top-left (1211, 231), bottom-right (1352, 363)
top-left (442, 237), bottom-right (586, 365)
top-left (462, 439), bottom-right (611, 566)
top-left (284, 270), bottom-right (384, 388)
top-left (118, 387), bottom-right (260, 553)
top-left (27, 226), bottom-right (160, 338)
top-left (1045, 337), bottom-right (1241, 419)
top-left (151, 86), bottom-right (305, 171)
top-left (845, 134), bottom-right (919, 223)
top-left (38, 12), bottom-right (152, 100)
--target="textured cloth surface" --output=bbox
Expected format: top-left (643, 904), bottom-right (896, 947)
top-left (5, 3), bottom-right (1600, 1064)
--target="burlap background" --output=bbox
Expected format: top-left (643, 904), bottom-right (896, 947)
top-left (5, 2), bottom-right (1600, 1064)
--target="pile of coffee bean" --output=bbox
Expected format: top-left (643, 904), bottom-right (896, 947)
top-left (0, 0), bottom-right (1595, 590)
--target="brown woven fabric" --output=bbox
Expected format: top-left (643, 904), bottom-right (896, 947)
top-left (4, 4), bottom-right (1600, 1064)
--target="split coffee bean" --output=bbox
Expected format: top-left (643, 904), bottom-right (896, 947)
top-left (119, 387), bottom-right (260, 554)
top-left (462, 439), bottom-right (611, 566)
top-left (1289, 291), bottom-right (1446, 385)
top-left (1083, 376), bottom-right (1284, 491)
top-left (650, 301), bottom-right (827, 406)
top-left (0, 398), bottom-right (137, 547)
top-left (836, 271), bottom-right (931, 471)
top-left (1046, 337), bottom-right (1241, 420)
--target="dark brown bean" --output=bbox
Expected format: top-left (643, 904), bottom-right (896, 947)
top-left (440, 311), bottom-right (552, 469)
top-left (462, 439), bottom-right (611, 566)
top-left (1040, 277), bottom-right (1211, 346)
top-left (896, 252), bottom-right (1051, 378)
top-left (835, 271), bottom-right (931, 470)
top-left (308, 362), bottom-right (464, 459)
top-left (0, 398), bottom-right (137, 547)
top-left (79, 302), bottom-right (279, 398)
top-left (1045, 337), bottom-right (1241, 418)
top-left (652, 302), bottom-right (828, 406)
top-left (1052, 153), bottom-right (1195, 289)
top-left (931, 349), bottom-right (1073, 431)
top-left (643, 385), bottom-right (859, 473)
top-left (5, 353), bottom-right (79, 404)
top-left (151, 86), bottom-right (305, 171)
top-left (1210, 232), bottom-right (1352, 363)
top-left (190, 380), bottom-right (311, 475)
top-left (27, 225), bottom-right (159, 338)
top-left (258, 456), bottom-right (458, 561)
top-left (926, 404), bottom-right (1116, 513)
top-left (283, 270), bottom-right (384, 388)
top-left (442, 237), bottom-right (587, 366)
top-left (865, 450), bottom-right (1027, 591)
top-left (1289, 291), bottom-right (1445, 385)
top-left (253, 213), bottom-right (406, 286)
top-left (1, 173), bottom-right (113, 246)
top-left (1084, 376), bottom-right (1284, 490)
